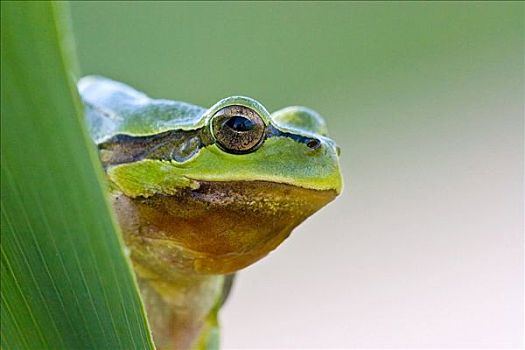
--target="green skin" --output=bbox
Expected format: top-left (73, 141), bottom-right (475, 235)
top-left (79, 76), bottom-right (342, 350)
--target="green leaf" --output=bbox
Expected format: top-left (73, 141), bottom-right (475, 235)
top-left (1, 2), bottom-right (154, 349)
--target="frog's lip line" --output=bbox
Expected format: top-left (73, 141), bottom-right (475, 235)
top-left (182, 176), bottom-right (342, 195)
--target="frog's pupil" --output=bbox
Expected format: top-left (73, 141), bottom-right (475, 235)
top-left (225, 116), bottom-right (254, 132)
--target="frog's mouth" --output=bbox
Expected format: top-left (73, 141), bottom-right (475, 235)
top-left (111, 180), bottom-right (337, 275)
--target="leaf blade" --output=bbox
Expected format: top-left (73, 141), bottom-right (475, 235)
top-left (1, 2), bottom-right (154, 349)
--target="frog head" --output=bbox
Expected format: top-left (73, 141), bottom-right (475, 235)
top-left (81, 78), bottom-right (342, 276)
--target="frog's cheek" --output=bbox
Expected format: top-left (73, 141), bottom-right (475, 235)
top-left (186, 137), bottom-right (343, 194)
top-left (111, 180), bottom-right (337, 275)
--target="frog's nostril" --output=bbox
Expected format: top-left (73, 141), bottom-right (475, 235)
top-left (336, 146), bottom-right (341, 156)
top-left (306, 139), bottom-right (321, 150)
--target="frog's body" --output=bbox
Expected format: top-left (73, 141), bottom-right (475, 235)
top-left (79, 76), bottom-right (342, 349)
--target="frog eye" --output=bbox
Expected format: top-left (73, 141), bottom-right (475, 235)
top-left (211, 105), bottom-right (266, 154)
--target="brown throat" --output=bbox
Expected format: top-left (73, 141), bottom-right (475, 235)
top-left (112, 180), bottom-right (337, 276)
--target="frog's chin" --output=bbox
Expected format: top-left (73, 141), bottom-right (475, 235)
top-left (111, 180), bottom-right (337, 276)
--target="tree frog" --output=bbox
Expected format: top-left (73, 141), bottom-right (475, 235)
top-left (78, 76), bottom-right (342, 350)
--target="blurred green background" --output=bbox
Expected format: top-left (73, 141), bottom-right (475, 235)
top-left (71, 2), bottom-right (523, 348)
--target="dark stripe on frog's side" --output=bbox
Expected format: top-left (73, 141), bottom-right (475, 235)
top-left (97, 127), bottom-right (212, 167)
top-left (97, 125), bottom-right (321, 167)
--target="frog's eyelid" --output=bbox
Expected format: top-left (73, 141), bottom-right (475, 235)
top-left (204, 96), bottom-right (271, 125)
